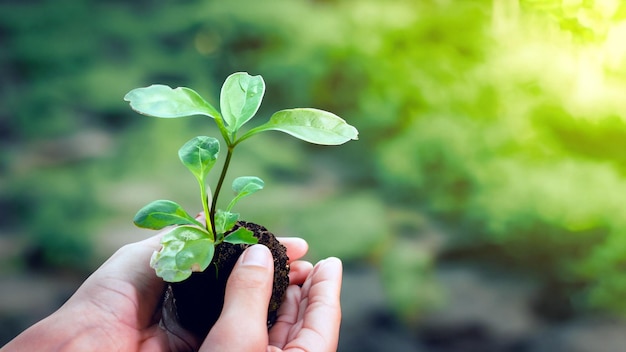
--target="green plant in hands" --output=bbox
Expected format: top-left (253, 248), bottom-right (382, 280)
top-left (125, 72), bottom-right (358, 282)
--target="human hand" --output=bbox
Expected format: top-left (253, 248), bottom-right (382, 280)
top-left (2, 232), bottom-right (342, 352)
top-left (201, 245), bottom-right (342, 352)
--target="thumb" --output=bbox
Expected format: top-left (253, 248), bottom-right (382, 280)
top-left (200, 244), bottom-right (274, 352)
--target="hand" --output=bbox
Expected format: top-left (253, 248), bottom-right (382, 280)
top-left (202, 246), bottom-right (342, 352)
top-left (1, 232), bottom-right (342, 352)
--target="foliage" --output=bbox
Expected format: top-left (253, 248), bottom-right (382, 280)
top-left (521, 0), bottom-right (626, 42)
top-left (0, 169), bottom-right (97, 269)
top-left (125, 72), bottom-right (357, 282)
top-left (358, 0), bottom-right (626, 316)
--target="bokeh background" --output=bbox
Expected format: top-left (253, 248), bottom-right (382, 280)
top-left (2, 0), bottom-right (626, 350)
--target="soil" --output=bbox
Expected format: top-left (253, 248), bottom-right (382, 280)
top-left (161, 221), bottom-right (290, 340)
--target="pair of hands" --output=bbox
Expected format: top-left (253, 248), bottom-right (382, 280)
top-left (2, 233), bottom-right (342, 352)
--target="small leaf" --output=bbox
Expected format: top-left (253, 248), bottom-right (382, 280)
top-left (124, 85), bottom-right (220, 119)
top-left (134, 200), bottom-right (203, 230)
top-left (246, 108), bottom-right (359, 145)
top-left (224, 227), bottom-right (258, 245)
top-left (215, 209), bottom-right (240, 234)
top-left (232, 176), bottom-right (265, 194)
top-left (178, 136), bottom-right (220, 181)
top-left (227, 176), bottom-right (264, 211)
top-left (150, 226), bottom-right (214, 282)
top-left (220, 72), bottom-right (265, 133)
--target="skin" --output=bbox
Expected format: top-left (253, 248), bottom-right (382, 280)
top-left (1, 233), bottom-right (342, 352)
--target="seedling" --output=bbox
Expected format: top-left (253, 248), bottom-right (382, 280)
top-left (125, 72), bottom-right (358, 283)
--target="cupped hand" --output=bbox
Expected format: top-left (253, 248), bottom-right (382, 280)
top-left (201, 246), bottom-right (342, 352)
top-left (2, 232), bottom-right (342, 352)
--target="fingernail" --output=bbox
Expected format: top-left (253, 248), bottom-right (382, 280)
top-left (242, 244), bottom-right (271, 268)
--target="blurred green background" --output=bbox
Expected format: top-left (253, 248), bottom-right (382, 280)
top-left (2, 0), bottom-right (626, 350)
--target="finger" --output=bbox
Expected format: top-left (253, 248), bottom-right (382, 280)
top-left (269, 260), bottom-right (314, 348)
top-left (288, 260), bottom-right (313, 286)
top-left (72, 232), bottom-right (166, 326)
top-left (302, 258), bottom-right (343, 349)
top-left (277, 237), bottom-right (308, 262)
top-left (268, 285), bottom-right (301, 348)
top-left (103, 232), bottom-right (165, 290)
top-left (287, 257), bottom-right (343, 352)
top-left (200, 245), bottom-right (274, 352)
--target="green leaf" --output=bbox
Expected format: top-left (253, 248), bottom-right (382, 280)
top-left (124, 85), bottom-right (220, 119)
top-left (150, 226), bottom-right (215, 282)
top-left (178, 136), bottom-right (220, 181)
top-left (244, 108), bottom-right (359, 145)
top-left (223, 227), bottom-right (258, 245)
top-left (227, 176), bottom-right (264, 211)
top-left (220, 72), bottom-right (265, 133)
top-left (215, 209), bottom-right (240, 234)
top-left (232, 176), bottom-right (265, 194)
top-left (134, 200), bottom-right (203, 230)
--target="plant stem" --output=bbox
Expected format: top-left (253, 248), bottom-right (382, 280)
top-left (210, 145), bottom-right (234, 236)
top-left (214, 114), bottom-right (232, 148)
top-left (198, 179), bottom-right (213, 239)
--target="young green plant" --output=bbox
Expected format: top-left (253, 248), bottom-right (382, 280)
top-left (125, 72), bottom-right (358, 282)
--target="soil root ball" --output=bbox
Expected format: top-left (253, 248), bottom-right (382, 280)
top-left (161, 221), bottom-right (290, 340)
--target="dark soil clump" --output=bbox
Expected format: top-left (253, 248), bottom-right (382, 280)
top-left (162, 221), bottom-right (289, 340)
